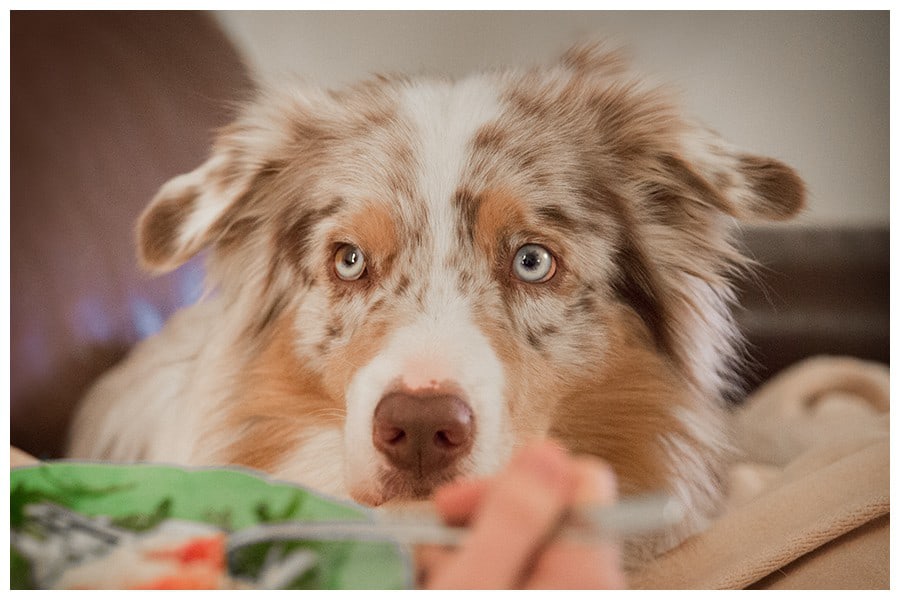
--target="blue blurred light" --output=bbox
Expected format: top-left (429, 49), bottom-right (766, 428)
top-left (131, 298), bottom-right (165, 339)
top-left (176, 258), bottom-right (206, 306)
top-left (73, 297), bottom-right (113, 341)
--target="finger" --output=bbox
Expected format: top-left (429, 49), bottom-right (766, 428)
top-left (524, 533), bottom-right (625, 589)
top-left (571, 455), bottom-right (618, 505)
top-left (415, 544), bottom-right (454, 588)
top-left (426, 441), bottom-right (575, 589)
top-left (526, 457), bottom-right (625, 589)
top-left (432, 477), bottom-right (491, 526)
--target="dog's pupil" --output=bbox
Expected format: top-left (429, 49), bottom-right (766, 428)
top-left (521, 252), bottom-right (539, 270)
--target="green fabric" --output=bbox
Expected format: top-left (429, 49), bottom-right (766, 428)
top-left (10, 462), bottom-right (411, 589)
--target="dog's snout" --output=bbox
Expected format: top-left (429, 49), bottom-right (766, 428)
top-left (373, 391), bottom-right (475, 474)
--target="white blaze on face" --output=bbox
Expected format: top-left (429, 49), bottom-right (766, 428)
top-left (343, 77), bottom-right (513, 501)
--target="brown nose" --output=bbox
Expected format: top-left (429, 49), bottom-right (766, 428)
top-left (373, 391), bottom-right (475, 475)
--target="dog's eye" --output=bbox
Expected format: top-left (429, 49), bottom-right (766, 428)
top-left (513, 244), bottom-right (556, 283)
top-left (334, 244), bottom-right (367, 281)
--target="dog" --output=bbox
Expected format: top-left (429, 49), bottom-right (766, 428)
top-left (67, 43), bottom-right (804, 566)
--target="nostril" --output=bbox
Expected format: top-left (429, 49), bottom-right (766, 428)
top-left (434, 430), bottom-right (453, 448)
top-left (372, 391), bottom-right (476, 472)
top-left (434, 410), bottom-right (473, 448)
top-left (385, 428), bottom-right (405, 445)
top-left (374, 423), bottom-right (406, 447)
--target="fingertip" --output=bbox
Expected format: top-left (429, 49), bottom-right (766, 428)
top-left (509, 439), bottom-right (574, 491)
top-left (571, 456), bottom-right (618, 505)
top-left (433, 478), bottom-right (489, 525)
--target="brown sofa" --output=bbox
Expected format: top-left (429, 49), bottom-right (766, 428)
top-left (11, 11), bottom-right (251, 458)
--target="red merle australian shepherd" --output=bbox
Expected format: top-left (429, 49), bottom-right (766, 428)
top-left (68, 43), bottom-right (804, 566)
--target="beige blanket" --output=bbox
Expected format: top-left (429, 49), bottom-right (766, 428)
top-left (631, 356), bottom-right (890, 589)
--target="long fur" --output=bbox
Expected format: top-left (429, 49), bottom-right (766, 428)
top-left (67, 43), bottom-right (804, 568)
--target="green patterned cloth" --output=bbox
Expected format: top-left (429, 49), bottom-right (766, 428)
top-left (10, 462), bottom-right (411, 589)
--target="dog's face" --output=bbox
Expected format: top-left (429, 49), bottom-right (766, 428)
top-left (137, 45), bottom-right (803, 506)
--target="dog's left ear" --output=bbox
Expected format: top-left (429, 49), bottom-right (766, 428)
top-left (560, 42), bottom-right (806, 222)
top-left (664, 128), bottom-right (806, 222)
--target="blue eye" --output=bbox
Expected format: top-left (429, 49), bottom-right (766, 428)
top-left (334, 244), bottom-right (366, 280)
top-left (513, 244), bottom-right (556, 283)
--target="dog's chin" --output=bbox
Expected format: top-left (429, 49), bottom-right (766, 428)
top-left (350, 467), bottom-right (463, 507)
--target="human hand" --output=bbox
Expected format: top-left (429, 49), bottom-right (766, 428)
top-left (417, 440), bottom-right (626, 589)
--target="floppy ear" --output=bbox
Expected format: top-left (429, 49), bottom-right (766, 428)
top-left (668, 128), bottom-right (806, 222)
top-left (136, 79), bottom-right (329, 273)
top-left (562, 42), bottom-right (806, 222)
top-left (136, 147), bottom-right (261, 273)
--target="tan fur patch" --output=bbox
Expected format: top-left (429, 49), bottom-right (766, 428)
top-left (320, 317), bottom-right (393, 403)
top-left (223, 322), bottom-right (343, 472)
top-left (549, 306), bottom-right (725, 499)
top-left (335, 200), bottom-right (399, 273)
top-left (473, 188), bottom-right (528, 259)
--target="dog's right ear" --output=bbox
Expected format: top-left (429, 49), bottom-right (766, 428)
top-left (137, 79), bottom-right (320, 274)
top-left (136, 149), bottom-right (254, 272)
top-left (137, 82), bottom-right (326, 273)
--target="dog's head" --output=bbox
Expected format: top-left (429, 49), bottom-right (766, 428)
top-left (137, 44), bottom-right (803, 506)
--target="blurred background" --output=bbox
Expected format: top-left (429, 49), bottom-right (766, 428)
top-left (10, 11), bottom-right (889, 458)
